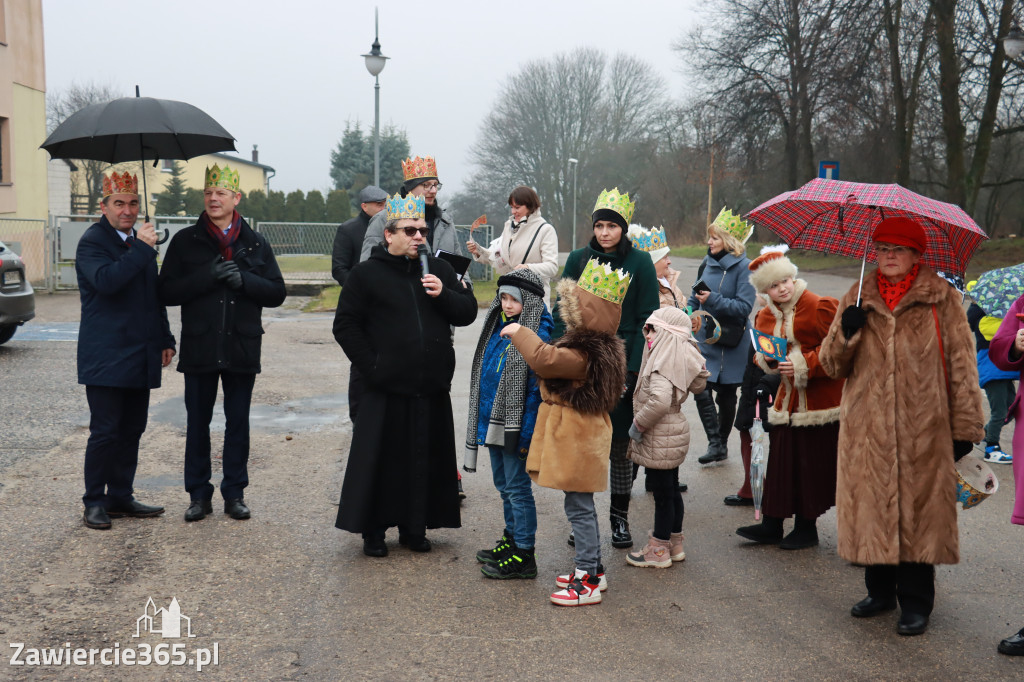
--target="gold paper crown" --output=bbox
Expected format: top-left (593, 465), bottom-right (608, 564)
top-left (627, 224), bottom-right (668, 252)
top-left (205, 164), bottom-right (240, 192)
top-left (102, 170), bottom-right (138, 197)
top-left (592, 187), bottom-right (636, 225)
top-left (385, 193), bottom-right (425, 221)
top-left (711, 206), bottom-right (753, 244)
top-left (577, 258), bottom-right (632, 306)
top-left (401, 156), bottom-right (438, 182)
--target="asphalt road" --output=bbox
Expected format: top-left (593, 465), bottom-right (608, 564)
top-left (0, 260), bottom-right (1022, 680)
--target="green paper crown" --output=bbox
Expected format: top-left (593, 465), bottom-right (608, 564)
top-left (712, 206), bottom-right (753, 244)
top-left (205, 164), bottom-right (240, 192)
top-left (577, 258), bottom-right (632, 306)
top-left (385, 193), bottom-right (425, 221)
top-left (593, 187), bottom-right (636, 225)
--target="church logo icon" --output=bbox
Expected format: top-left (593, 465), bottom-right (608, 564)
top-left (134, 597), bottom-right (195, 639)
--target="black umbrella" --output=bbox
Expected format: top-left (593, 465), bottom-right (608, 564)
top-left (41, 86), bottom-right (236, 221)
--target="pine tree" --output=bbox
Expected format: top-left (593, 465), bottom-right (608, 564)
top-left (326, 190), bottom-right (352, 223)
top-left (155, 161), bottom-right (188, 216)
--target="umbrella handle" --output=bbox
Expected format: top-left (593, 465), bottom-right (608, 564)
top-left (855, 221), bottom-right (872, 306)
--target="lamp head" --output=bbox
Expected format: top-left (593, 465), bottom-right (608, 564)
top-left (1004, 25), bottom-right (1024, 60)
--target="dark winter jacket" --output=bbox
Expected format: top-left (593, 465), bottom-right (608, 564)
top-left (734, 345), bottom-right (782, 432)
top-left (157, 216), bottom-right (286, 374)
top-left (76, 216), bottom-right (175, 388)
top-left (334, 244), bottom-right (478, 396)
top-left (331, 210), bottom-right (372, 286)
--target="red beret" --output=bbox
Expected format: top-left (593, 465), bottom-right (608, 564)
top-left (872, 216), bottom-right (927, 253)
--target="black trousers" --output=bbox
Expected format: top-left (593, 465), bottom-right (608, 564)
top-left (183, 371), bottom-right (256, 501)
top-left (83, 385), bottom-right (150, 507)
top-left (646, 467), bottom-right (684, 540)
top-left (865, 563), bottom-right (935, 617)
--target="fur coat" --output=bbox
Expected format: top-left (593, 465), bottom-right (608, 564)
top-left (753, 279), bottom-right (844, 427)
top-left (820, 266), bottom-right (984, 565)
top-left (509, 279), bottom-right (627, 492)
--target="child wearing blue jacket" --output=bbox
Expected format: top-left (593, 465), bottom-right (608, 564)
top-left (466, 269), bottom-right (554, 579)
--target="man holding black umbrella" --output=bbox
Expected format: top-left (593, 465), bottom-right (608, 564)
top-left (77, 171), bottom-right (176, 530)
top-left (158, 164), bottom-right (286, 523)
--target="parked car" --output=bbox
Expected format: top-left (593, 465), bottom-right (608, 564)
top-left (0, 239), bottom-right (35, 344)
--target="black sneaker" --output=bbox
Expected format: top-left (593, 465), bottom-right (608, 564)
top-left (476, 532), bottom-right (514, 565)
top-left (481, 548), bottom-right (537, 579)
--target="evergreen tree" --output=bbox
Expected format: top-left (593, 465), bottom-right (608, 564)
top-left (183, 188), bottom-right (205, 216)
top-left (154, 161), bottom-right (188, 215)
top-left (284, 190), bottom-right (306, 221)
top-left (329, 122), bottom-right (410, 197)
top-left (245, 190), bottom-right (268, 223)
top-left (305, 190), bottom-right (326, 222)
top-left (325, 189), bottom-right (352, 223)
top-left (266, 190), bottom-right (286, 221)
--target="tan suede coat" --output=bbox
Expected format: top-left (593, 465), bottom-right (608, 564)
top-left (820, 266), bottom-right (984, 565)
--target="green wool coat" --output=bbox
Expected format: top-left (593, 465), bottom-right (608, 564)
top-left (553, 242), bottom-right (661, 437)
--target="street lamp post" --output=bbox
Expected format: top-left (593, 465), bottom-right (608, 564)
top-left (1004, 24), bottom-right (1024, 59)
top-left (362, 8), bottom-right (389, 187)
top-left (568, 158), bottom-right (578, 248)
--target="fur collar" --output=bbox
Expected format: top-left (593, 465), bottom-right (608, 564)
top-left (544, 329), bottom-right (626, 414)
top-left (762, 279), bottom-right (808, 317)
top-left (861, 265), bottom-right (950, 316)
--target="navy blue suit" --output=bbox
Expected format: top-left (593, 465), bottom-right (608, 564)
top-left (76, 216), bottom-right (175, 507)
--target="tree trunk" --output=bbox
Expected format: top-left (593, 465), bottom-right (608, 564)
top-left (932, 0), bottom-right (966, 207)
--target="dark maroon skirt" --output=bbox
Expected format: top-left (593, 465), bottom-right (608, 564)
top-left (761, 421), bottom-right (839, 519)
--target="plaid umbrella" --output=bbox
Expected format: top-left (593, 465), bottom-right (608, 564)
top-left (747, 179), bottom-right (987, 277)
top-left (970, 265), bottom-right (1024, 317)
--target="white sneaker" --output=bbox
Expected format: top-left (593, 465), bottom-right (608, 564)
top-left (550, 569), bottom-right (603, 607)
top-left (555, 565), bottom-right (607, 591)
top-left (984, 444), bottom-right (1013, 465)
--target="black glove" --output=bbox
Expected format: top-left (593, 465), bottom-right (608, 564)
top-left (841, 305), bottom-right (866, 339)
top-left (622, 372), bottom-right (638, 399)
top-left (953, 440), bottom-right (973, 462)
top-left (212, 259), bottom-right (243, 290)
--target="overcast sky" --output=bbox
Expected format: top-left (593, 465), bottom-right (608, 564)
top-left (43, 0), bottom-right (700, 197)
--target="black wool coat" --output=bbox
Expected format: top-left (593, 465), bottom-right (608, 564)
top-left (157, 217), bottom-right (286, 374)
top-left (331, 209), bottom-right (372, 286)
top-left (333, 245), bottom-right (478, 534)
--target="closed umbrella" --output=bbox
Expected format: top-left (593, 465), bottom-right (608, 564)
top-left (749, 401), bottom-right (768, 521)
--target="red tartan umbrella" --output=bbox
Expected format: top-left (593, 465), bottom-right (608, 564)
top-left (747, 179), bottom-right (987, 284)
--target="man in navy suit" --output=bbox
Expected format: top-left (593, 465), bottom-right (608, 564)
top-left (76, 171), bottom-right (176, 530)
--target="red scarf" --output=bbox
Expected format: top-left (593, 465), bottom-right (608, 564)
top-left (877, 263), bottom-right (920, 311)
top-left (201, 210), bottom-right (242, 260)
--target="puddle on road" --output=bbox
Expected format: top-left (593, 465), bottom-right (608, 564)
top-left (149, 393), bottom-right (348, 434)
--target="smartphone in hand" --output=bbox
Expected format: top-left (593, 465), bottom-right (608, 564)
top-left (692, 280), bottom-right (711, 295)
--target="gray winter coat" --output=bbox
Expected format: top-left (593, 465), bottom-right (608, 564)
top-left (686, 251), bottom-right (756, 385)
top-left (359, 204), bottom-right (471, 283)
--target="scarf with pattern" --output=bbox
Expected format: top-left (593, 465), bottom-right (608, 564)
top-left (877, 263), bottom-right (920, 310)
top-left (201, 210), bottom-right (242, 260)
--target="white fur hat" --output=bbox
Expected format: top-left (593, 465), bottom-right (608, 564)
top-left (748, 244), bottom-right (797, 293)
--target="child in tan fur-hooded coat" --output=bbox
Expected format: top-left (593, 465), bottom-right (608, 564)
top-left (735, 246), bottom-right (844, 551)
top-left (501, 259), bottom-right (628, 607)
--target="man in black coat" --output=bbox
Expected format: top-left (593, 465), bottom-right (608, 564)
top-left (331, 185), bottom-right (387, 423)
top-left (158, 164), bottom-right (286, 523)
top-left (333, 193), bottom-right (477, 557)
top-left (76, 171), bottom-right (176, 530)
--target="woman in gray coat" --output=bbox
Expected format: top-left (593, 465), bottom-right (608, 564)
top-left (686, 208), bottom-right (756, 464)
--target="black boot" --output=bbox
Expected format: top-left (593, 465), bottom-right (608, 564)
top-left (695, 391), bottom-right (727, 463)
top-left (610, 493), bottom-right (633, 548)
top-left (780, 516), bottom-right (819, 550)
top-left (736, 516), bottom-right (784, 544)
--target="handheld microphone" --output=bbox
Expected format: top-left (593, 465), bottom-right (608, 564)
top-left (417, 244), bottom-right (430, 276)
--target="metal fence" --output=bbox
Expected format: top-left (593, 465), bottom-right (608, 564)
top-left (0, 219), bottom-right (48, 284)
top-left (44, 216), bottom-right (495, 291)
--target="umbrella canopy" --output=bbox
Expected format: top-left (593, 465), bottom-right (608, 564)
top-left (970, 265), bottom-right (1024, 317)
top-left (41, 96), bottom-right (235, 163)
top-left (747, 179), bottom-right (987, 277)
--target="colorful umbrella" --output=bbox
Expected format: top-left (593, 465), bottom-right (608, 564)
top-left (747, 179), bottom-right (988, 292)
top-left (970, 265), bottom-right (1024, 317)
top-left (749, 401), bottom-right (768, 521)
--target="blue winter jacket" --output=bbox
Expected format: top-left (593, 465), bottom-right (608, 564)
top-left (687, 251), bottom-right (756, 385)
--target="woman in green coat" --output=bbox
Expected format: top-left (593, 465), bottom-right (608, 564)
top-left (553, 188), bottom-right (660, 548)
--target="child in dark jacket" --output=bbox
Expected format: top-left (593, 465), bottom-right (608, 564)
top-left (725, 345), bottom-right (781, 506)
top-left (467, 270), bottom-right (554, 579)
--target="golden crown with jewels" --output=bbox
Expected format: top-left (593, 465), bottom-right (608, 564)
top-left (401, 156), bottom-right (438, 181)
top-left (386, 193), bottom-right (425, 221)
top-left (627, 224), bottom-right (668, 253)
top-left (711, 206), bottom-right (753, 244)
top-left (577, 258), bottom-right (632, 305)
top-left (102, 170), bottom-right (138, 197)
top-left (205, 164), bottom-right (240, 192)
top-left (592, 187), bottom-right (636, 225)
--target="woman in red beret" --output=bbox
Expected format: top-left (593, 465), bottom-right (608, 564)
top-left (819, 216), bottom-right (984, 637)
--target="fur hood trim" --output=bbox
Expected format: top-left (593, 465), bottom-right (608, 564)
top-left (544, 329), bottom-right (626, 414)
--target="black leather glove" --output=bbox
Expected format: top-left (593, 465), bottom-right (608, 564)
top-left (212, 260), bottom-right (243, 290)
top-left (953, 440), bottom-right (973, 462)
top-left (841, 305), bottom-right (866, 339)
top-left (622, 372), bottom-right (638, 399)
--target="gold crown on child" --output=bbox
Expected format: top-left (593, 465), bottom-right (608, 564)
top-left (386, 193), bottom-right (425, 221)
top-left (577, 258), bottom-right (632, 305)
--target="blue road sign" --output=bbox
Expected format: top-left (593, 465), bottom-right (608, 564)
top-left (819, 160), bottom-right (840, 180)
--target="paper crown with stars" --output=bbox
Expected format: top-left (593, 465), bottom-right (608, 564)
top-left (592, 187), bottom-right (636, 225)
top-left (385, 193), bottom-right (426, 221)
top-left (577, 258), bottom-right (632, 306)
top-left (401, 156), bottom-right (438, 182)
top-left (711, 206), bottom-right (753, 244)
top-left (102, 170), bottom-right (138, 197)
top-left (204, 164), bottom-right (240, 192)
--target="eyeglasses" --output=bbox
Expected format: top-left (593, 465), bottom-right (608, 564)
top-left (644, 324), bottom-right (656, 334)
top-left (875, 245), bottom-right (912, 257)
top-left (389, 226), bottom-right (429, 237)
top-left (421, 182), bottom-right (442, 192)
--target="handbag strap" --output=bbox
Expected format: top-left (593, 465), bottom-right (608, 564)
top-left (932, 305), bottom-right (951, 398)
top-left (519, 222), bottom-right (548, 266)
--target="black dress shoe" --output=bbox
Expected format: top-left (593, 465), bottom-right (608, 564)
top-left (83, 506), bottom-right (111, 530)
top-left (724, 494), bottom-right (754, 507)
top-left (997, 627), bottom-right (1024, 655)
top-left (399, 534), bottom-right (432, 552)
top-left (897, 612), bottom-right (929, 636)
top-left (736, 518), bottom-right (784, 544)
top-left (850, 595), bottom-right (897, 618)
top-left (363, 536), bottom-right (388, 557)
top-left (184, 499), bottom-right (213, 522)
top-left (224, 498), bottom-right (250, 520)
top-left (106, 499), bottom-right (165, 518)
top-left (678, 482), bottom-right (688, 493)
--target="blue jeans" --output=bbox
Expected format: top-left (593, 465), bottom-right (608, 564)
top-left (488, 446), bottom-right (537, 549)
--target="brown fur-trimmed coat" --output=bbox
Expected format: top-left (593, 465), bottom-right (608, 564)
top-left (509, 279), bottom-right (627, 493)
top-left (820, 266), bottom-right (984, 565)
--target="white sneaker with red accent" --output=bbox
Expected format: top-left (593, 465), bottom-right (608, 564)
top-left (555, 565), bottom-right (607, 592)
top-left (550, 568), bottom-right (603, 606)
